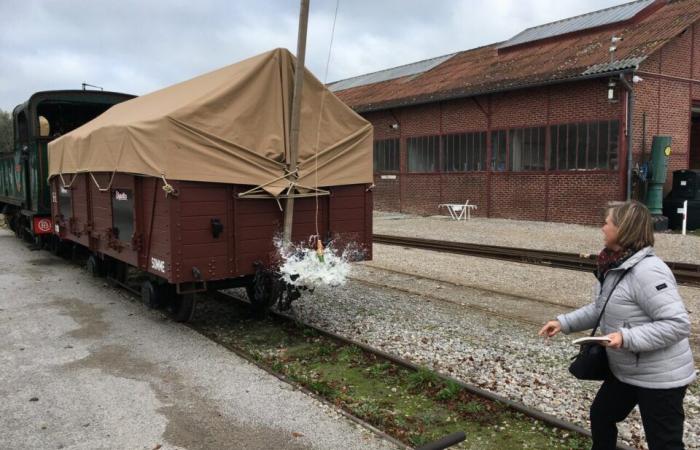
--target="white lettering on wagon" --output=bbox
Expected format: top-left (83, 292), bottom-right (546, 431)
top-left (115, 191), bottom-right (129, 201)
top-left (151, 257), bottom-right (166, 273)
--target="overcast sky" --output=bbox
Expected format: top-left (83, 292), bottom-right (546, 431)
top-left (0, 0), bottom-right (628, 112)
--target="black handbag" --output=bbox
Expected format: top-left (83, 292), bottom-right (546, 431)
top-left (568, 270), bottom-right (629, 381)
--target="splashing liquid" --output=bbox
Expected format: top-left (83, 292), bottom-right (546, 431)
top-left (274, 236), bottom-right (364, 290)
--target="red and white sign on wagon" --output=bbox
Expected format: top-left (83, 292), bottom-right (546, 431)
top-left (33, 217), bottom-right (53, 235)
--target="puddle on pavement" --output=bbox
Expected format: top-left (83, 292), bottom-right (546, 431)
top-left (62, 344), bottom-right (307, 450)
top-left (51, 297), bottom-right (108, 339)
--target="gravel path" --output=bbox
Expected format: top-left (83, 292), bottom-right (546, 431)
top-left (286, 275), bottom-right (700, 450)
top-left (374, 212), bottom-right (700, 265)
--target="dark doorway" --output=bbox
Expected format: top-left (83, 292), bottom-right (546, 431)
top-left (690, 107), bottom-right (700, 169)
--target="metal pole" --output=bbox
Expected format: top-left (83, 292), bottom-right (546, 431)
top-left (283, 0), bottom-right (310, 243)
top-left (619, 73), bottom-right (634, 201)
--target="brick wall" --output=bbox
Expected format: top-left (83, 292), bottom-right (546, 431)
top-left (360, 28), bottom-right (700, 225)
top-left (636, 24), bottom-right (695, 191)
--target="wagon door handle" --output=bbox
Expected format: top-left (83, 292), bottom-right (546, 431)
top-left (211, 218), bottom-right (223, 238)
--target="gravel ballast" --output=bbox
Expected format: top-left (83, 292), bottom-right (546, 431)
top-left (373, 212), bottom-right (700, 264)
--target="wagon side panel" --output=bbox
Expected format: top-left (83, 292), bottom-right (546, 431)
top-left (66, 174), bottom-right (90, 247)
top-left (233, 186), bottom-right (282, 277)
top-left (139, 177), bottom-right (174, 282)
top-left (174, 182), bottom-right (230, 283)
top-left (290, 195), bottom-right (329, 244)
top-left (88, 173), bottom-right (138, 267)
top-left (328, 184), bottom-right (373, 261)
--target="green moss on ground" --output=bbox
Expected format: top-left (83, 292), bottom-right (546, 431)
top-left (201, 310), bottom-right (590, 449)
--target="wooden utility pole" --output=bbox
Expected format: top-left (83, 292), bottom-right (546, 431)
top-left (283, 0), bottom-right (310, 243)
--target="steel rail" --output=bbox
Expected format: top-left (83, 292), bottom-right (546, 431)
top-left (210, 290), bottom-right (636, 450)
top-left (373, 234), bottom-right (700, 287)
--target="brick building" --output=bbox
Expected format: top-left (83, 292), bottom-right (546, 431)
top-left (330, 0), bottom-right (700, 225)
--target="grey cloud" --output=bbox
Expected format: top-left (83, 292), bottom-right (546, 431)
top-left (1, 0), bottom-right (624, 111)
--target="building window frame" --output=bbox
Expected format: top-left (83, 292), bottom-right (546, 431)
top-left (442, 131), bottom-right (488, 172)
top-left (407, 134), bottom-right (441, 173)
top-left (549, 119), bottom-right (620, 171)
top-left (507, 126), bottom-right (547, 172)
top-left (373, 138), bottom-right (400, 173)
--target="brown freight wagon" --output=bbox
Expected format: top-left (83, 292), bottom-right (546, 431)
top-left (47, 49), bottom-right (374, 321)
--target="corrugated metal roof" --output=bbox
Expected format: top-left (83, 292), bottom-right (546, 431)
top-left (500, 0), bottom-right (656, 49)
top-left (581, 56), bottom-right (646, 75)
top-left (333, 0), bottom-right (700, 113)
top-left (327, 53), bottom-right (456, 92)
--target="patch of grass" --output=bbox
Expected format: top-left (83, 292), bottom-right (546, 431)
top-left (307, 380), bottom-right (338, 398)
top-left (367, 361), bottom-right (392, 378)
top-left (316, 343), bottom-right (335, 358)
top-left (337, 345), bottom-right (363, 364)
top-left (302, 327), bottom-right (319, 337)
top-left (408, 434), bottom-right (433, 447)
top-left (284, 342), bottom-right (317, 360)
top-left (435, 380), bottom-right (462, 401)
top-left (407, 368), bottom-right (440, 392)
top-left (458, 400), bottom-right (486, 415)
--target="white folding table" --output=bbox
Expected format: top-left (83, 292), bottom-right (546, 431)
top-left (438, 201), bottom-right (477, 221)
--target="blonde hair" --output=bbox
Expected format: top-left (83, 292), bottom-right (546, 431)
top-left (606, 200), bottom-right (654, 251)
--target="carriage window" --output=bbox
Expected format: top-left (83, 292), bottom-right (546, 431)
top-left (38, 116), bottom-right (50, 137)
top-left (58, 186), bottom-right (72, 220)
top-left (16, 111), bottom-right (28, 144)
top-left (111, 189), bottom-right (134, 241)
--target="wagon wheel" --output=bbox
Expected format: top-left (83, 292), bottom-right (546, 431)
top-left (171, 293), bottom-right (197, 322)
top-left (33, 234), bottom-right (45, 250)
top-left (7, 215), bottom-right (17, 233)
top-left (15, 221), bottom-right (25, 240)
top-left (140, 280), bottom-right (168, 310)
top-left (86, 254), bottom-right (104, 277)
top-left (246, 273), bottom-right (277, 318)
top-left (49, 237), bottom-right (65, 257)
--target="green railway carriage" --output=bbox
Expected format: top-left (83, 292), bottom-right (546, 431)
top-left (0, 90), bottom-right (134, 240)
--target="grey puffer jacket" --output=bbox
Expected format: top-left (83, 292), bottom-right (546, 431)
top-left (557, 246), bottom-right (696, 389)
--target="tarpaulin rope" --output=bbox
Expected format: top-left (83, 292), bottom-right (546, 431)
top-left (58, 172), bottom-right (78, 189)
top-left (89, 171), bottom-right (117, 192)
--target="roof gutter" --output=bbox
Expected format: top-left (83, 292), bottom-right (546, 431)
top-left (352, 69), bottom-right (631, 114)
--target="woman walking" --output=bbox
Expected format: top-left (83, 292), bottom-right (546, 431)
top-left (539, 200), bottom-right (695, 450)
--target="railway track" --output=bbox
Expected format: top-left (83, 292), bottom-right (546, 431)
top-left (206, 290), bottom-right (623, 450)
top-left (94, 267), bottom-right (610, 448)
top-left (373, 234), bottom-right (700, 287)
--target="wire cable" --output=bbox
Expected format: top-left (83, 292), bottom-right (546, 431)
top-left (313, 0), bottom-right (340, 239)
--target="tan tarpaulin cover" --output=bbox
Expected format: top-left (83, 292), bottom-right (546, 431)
top-left (48, 48), bottom-right (373, 196)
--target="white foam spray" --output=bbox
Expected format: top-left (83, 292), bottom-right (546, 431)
top-left (274, 235), bottom-right (365, 290)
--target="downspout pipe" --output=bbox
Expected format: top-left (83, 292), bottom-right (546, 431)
top-left (618, 72), bottom-right (635, 201)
